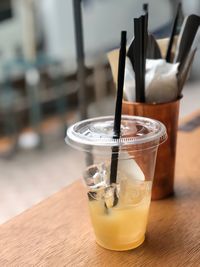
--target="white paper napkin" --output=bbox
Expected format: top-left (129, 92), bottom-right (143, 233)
top-left (124, 58), bottom-right (179, 103)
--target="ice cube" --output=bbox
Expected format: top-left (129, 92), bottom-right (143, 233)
top-left (83, 163), bottom-right (107, 189)
top-left (104, 184), bottom-right (119, 208)
top-left (87, 187), bottom-right (105, 201)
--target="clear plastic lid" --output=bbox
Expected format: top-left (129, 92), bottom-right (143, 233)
top-left (66, 115), bottom-right (167, 153)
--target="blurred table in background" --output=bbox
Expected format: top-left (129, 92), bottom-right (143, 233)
top-left (0, 111), bottom-right (199, 266)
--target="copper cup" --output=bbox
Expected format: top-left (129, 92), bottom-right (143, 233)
top-left (122, 97), bottom-right (181, 200)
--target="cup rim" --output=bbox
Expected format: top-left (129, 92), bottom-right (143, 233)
top-left (65, 115), bottom-right (167, 153)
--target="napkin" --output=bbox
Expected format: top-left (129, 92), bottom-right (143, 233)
top-left (124, 58), bottom-right (179, 103)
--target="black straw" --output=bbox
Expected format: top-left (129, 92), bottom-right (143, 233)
top-left (143, 2), bottom-right (149, 38)
top-left (166, 2), bottom-right (182, 62)
top-left (143, 3), bottom-right (148, 13)
top-left (134, 16), bottom-right (146, 102)
top-left (110, 31), bottom-right (126, 185)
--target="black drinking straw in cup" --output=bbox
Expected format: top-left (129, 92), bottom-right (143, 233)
top-left (109, 31), bottom-right (127, 185)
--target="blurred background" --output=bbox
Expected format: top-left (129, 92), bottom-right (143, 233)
top-left (0, 0), bottom-right (200, 224)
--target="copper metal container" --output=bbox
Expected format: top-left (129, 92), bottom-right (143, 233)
top-left (122, 98), bottom-right (181, 200)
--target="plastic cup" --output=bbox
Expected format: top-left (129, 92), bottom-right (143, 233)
top-left (66, 115), bottom-right (167, 251)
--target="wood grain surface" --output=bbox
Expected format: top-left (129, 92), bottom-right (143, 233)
top-left (0, 115), bottom-right (200, 266)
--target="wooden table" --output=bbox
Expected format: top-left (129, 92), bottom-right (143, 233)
top-left (0, 113), bottom-right (200, 267)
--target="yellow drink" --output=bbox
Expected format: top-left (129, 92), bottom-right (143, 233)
top-left (88, 180), bottom-right (151, 251)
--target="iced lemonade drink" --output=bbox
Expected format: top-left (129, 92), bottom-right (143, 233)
top-left (88, 178), bottom-right (151, 250)
top-left (66, 115), bottom-right (167, 251)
